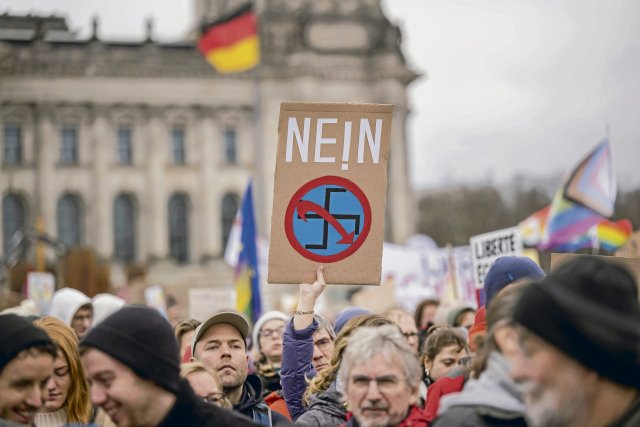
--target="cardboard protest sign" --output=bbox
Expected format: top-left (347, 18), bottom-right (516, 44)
top-left (550, 253), bottom-right (640, 300)
top-left (268, 102), bottom-right (393, 285)
top-left (470, 226), bottom-right (523, 289)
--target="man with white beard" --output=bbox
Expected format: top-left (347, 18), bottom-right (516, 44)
top-left (510, 256), bottom-right (640, 427)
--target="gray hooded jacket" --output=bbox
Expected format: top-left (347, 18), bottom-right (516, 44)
top-left (294, 380), bottom-right (346, 427)
top-left (433, 351), bottom-right (528, 427)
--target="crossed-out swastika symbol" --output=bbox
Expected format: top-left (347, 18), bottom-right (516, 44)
top-left (285, 176), bottom-right (371, 263)
top-left (299, 188), bottom-right (361, 250)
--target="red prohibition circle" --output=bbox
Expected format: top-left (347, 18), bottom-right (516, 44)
top-left (284, 175), bottom-right (372, 263)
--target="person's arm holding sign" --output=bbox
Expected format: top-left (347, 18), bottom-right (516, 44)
top-left (281, 266), bottom-right (327, 420)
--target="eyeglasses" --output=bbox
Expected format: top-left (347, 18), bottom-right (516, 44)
top-left (349, 375), bottom-right (402, 393)
top-left (202, 392), bottom-right (224, 405)
top-left (459, 356), bottom-right (472, 367)
top-left (259, 326), bottom-right (285, 338)
top-left (314, 337), bottom-right (333, 351)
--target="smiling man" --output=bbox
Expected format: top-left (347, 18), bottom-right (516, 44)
top-left (191, 311), bottom-right (290, 426)
top-left (0, 313), bottom-right (57, 427)
top-left (80, 305), bottom-right (257, 427)
top-left (338, 325), bottom-right (427, 427)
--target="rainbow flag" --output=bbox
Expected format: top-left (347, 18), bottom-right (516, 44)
top-left (235, 181), bottom-right (262, 323)
top-left (518, 206), bottom-right (550, 247)
top-left (198, 3), bottom-right (260, 74)
top-left (594, 219), bottom-right (633, 252)
top-left (539, 139), bottom-right (616, 251)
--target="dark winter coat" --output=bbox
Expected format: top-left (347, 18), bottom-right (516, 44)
top-left (235, 374), bottom-right (292, 426)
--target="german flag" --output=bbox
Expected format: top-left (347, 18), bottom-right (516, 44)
top-left (197, 3), bottom-right (260, 74)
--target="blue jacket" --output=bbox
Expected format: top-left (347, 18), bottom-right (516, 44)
top-left (281, 318), bottom-right (318, 421)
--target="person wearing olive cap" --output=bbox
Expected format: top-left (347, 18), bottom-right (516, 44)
top-left (80, 305), bottom-right (258, 427)
top-left (511, 256), bottom-right (640, 427)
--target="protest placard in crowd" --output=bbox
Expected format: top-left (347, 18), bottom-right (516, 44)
top-left (268, 102), bottom-right (393, 285)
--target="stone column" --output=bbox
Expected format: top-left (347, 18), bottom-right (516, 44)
top-left (143, 107), bottom-right (168, 261)
top-left (89, 106), bottom-right (111, 257)
top-left (34, 103), bottom-right (57, 237)
top-left (196, 107), bottom-right (219, 260)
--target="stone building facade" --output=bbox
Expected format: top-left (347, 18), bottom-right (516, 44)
top-left (0, 0), bottom-right (417, 295)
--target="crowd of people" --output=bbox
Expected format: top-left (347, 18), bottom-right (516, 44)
top-left (0, 255), bottom-right (639, 427)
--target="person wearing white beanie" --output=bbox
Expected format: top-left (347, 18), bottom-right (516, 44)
top-left (252, 311), bottom-right (289, 398)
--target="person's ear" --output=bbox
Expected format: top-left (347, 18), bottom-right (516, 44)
top-left (423, 356), bottom-right (432, 370)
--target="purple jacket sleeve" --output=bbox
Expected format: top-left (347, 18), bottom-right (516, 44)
top-left (281, 318), bottom-right (318, 421)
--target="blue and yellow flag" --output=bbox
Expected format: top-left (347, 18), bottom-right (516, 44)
top-left (235, 181), bottom-right (261, 323)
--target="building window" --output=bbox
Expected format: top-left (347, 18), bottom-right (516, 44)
top-left (4, 124), bottom-right (22, 166)
top-left (221, 193), bottom-right (239, 251)
top-left (168, 194), bottom-right (189, 263)
top-left (113, 194), bottom-right (136, 262)
top-left (224, 128), bottom-right (237, 165)
top-left (2, 194), bottom-right (26, 254)
top-left (57, 194), bottom-right (82, 247)
top-left (117, 126), bottom-right (133, 165)
top-left (60, 126), bottom-right (79, 165)
top-left (171, 127), bottom-right (186, 165)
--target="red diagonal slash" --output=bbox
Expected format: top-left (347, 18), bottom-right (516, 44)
top-left (296, 200), bottom-right (355, 244)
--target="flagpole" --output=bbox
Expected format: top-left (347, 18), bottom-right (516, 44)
top-left (252, 73), bottom-right (265, 237)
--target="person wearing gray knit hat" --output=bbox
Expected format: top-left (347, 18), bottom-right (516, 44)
top-left (511, 256), bottom-right (640, 427)
top-left (81, 305), bottom-right (259, 427)
top-left (252, 311), bottom-right (289, 397)
top-left (0, 313), bottom-right (57, 426)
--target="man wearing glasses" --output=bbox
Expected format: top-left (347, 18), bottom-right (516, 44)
top-left (338, 324), bottom-right (427, 427)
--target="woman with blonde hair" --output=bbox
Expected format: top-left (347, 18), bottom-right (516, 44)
top-left (33, 316), bottom-right (114, 427)
top-left (180, 361), bottom-right (232, 409)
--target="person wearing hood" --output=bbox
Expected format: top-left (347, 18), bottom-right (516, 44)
top-left (91, 294), bottom-right (125, 326)
top-left (81, 305), bottom-right (258, 427)
top-left (432, 281), bottom-right (531, 427)
top-left (48, 288), bottom-right (93, 339)
top-left (191, 311), bottom-right (291, 426)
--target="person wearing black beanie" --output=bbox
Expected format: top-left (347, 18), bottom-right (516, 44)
top-left (511, 256), bottom-right (640, 427)
top-left (80, 305), bottom-right (260, 427)
top-left (0, 313), bottom-right (57, 426)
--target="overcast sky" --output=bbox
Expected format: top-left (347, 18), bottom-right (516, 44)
top-left (3, 0), bottom-right (639, 190)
